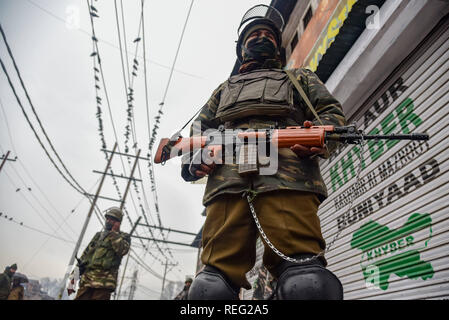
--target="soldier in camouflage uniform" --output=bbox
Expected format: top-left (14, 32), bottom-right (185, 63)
top-left (184, 5), bottom-right (345, 300)
top-left (0, 263), bottom-right (17, 300)
top-left (174, 277), bottom-right (193, 300)
top-left (74, 207), bottom-right (131, 300)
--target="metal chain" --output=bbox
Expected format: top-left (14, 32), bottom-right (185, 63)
top-left (246, 138), bottom-right (366, 264)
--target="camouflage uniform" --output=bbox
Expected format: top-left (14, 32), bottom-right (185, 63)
top-left (0, 268), bottom-right (13, 300)
top-left (75, 230), bottom-right (130, 300)
top-left (183, 67), bottom-right (346, 206)
top-left (182, 67), bottom-right (346, 290)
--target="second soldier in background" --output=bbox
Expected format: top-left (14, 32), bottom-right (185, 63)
top-left (73, 207), bottom-right (130, 300)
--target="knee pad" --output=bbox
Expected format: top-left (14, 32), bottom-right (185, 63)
top-left (188, 266), bottom-right (240, 300)
top-left (276, 256), bottom-right (343, 300)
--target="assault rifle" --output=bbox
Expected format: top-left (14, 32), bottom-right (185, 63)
top-left (154, 124), bottom-right (429, 175)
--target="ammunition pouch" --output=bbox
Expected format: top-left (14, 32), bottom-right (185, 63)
top-left (215, 69), bottom-right (298, 123)
top-left (88, 235), bottom-right (122, 272)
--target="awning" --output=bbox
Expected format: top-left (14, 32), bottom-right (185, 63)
top-left (313, 0), bottom-right (386, 82)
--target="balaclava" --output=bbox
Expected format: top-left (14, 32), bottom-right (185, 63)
top-left (239, 24), bottom-right (282, 73)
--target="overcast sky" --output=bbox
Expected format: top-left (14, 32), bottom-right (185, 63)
top-left (0, 0), bottom-right (270, 299)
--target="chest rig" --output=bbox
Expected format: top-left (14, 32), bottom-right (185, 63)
top-left (215, 68), bottom-right (299, 123)
top-left (214, 68), bottom-right (302, 176)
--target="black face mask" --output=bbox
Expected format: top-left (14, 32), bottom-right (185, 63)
top-left (105, 222), bottom-right (113, 231)
top-left (243, 36), bottom-right (277, 62)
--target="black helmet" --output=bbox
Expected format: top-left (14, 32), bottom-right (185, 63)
top-left (236, 4), bottom-right (285, 63)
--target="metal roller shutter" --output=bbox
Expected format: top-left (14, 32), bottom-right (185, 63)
top-left (320, 15), bottom-right (449, 300)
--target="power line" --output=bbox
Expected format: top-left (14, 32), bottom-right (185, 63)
top-left (149, 0), bottom-right (195, 151)
top-left (0, 97), bottom-right (17, 155)
top-left (0, 100), bottom-right (80, 238)
top-left (140, 0), bottom-right (195, 265)
top-left (128, 248), bottom-right (176, 282)
top-left (86, 0), bottom-right (141, 229)
top-left (0, 28), bottom-right (104, 223)
top-left (2, 168), bottom-right (74, 242)
top-left (119, 0), bottom-right (131, 86)
top-left (113, 0), bottom-right (175, 262)
top-left (140, 0), bottom-right (170, 245)
top-left (86, 2), bottom-right (174, 267)
top-left (0, 98), bottom-right (104, 226)
top-left (0, 23), bottom-right (87, 195)
top-left (0, 55), bottom-right (85, 195)
top-left (24, 0), bottom-right (206, 80)
top-left (9, 167), bottom-right (78, 238)
top-left (0, 212), bottom-right (75, 244)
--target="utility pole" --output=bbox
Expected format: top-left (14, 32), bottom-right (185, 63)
top-left (0, 151), bottom-right (16, 174)
top-left (57, 143), bottom-right (117, 299)
top-left (115, 149), bottom-right (141, 300)
top-left (160, 258), bottom-right (177, 300)
top-left (114, 150), bottom-right (141, 300)
top-left (120, 149), bottom-right (140, 211)
top-left (115, 215), bottom-right (141, 300)
top-left (128, 269), bottom-right (138, 300)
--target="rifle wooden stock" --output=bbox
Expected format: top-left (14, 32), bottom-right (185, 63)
top-left (154, 136), bottom-right (207, 164)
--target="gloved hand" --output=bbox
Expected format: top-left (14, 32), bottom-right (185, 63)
top-left (188, 148), bottom-right (217, 178)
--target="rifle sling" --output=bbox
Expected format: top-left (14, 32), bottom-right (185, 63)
top-left (285, 70), bottom-right (324, 126)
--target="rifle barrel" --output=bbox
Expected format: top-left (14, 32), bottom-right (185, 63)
top-left (362, 133), bottom-right (429, 140)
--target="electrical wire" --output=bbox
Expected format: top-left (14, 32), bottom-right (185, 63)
top-left (0, 23), bottom-right (88, 196)
top-left (129, 248), bottom-right (175, 282)
top-left (0, 98), bottom-right (105, 226)
top-left (115, 0), bottom-right (175, 262)
top-left (86, 1), bottom-right (173, 267)
top-left (0, 55), bottom-right (85, 195)
top-left (24, 0), bottom-right (205, 80)
top-left (0, 138), bottom-right (78, 239)
top-left (1, 168), bottom-right (74, 242)
top-left (86, 0), bottom-right (142, 229)
top-left (139, 0), bottom-right (176, 259)
top-left (149, 0), bottom-right (195, 151)
top-left (0, 213), bottom-right (75, 245)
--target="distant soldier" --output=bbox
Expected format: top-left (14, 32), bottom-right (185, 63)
top-left (73, 207), bottom-right (131, 300)
top-left (0, 263), bottom-right (17, 300)
top-left (174, 277), bottom-right (193, 300)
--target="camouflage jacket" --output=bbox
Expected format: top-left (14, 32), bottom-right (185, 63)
top-left (182, 68), bottom-right (346, 206)
top-left (78, 230), bottom-right (131, 290)
top-left (0, 271), bottom-right (12, 300)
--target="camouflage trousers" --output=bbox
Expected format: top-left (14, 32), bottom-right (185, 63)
top-left (74, 286), bottom-right (113, 300)
top-left (201, 190), bottom-right (326, 289)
